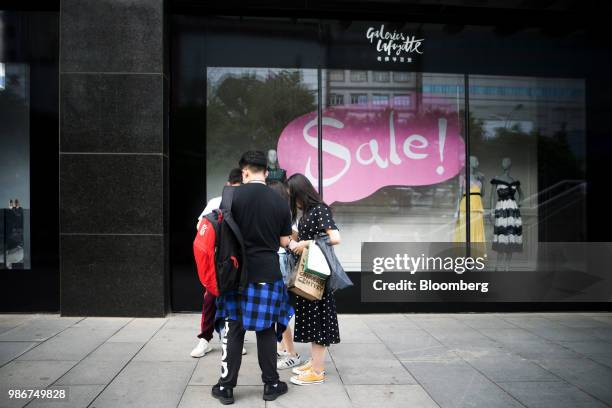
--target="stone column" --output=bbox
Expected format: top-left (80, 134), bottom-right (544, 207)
top-left (59, 0), bottom-right (168, 316)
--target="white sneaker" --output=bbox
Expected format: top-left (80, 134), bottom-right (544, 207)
top-left (277, 353), bottom-right (302, 370)
top-left (277, 349), bottom-right (290, 359)
top-left (242, 347), bottom-right (247, 355)
top-left (190, 338), bottom-right (213, 358)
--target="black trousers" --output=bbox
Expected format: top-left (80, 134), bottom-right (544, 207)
top-left (218, 318), bottom-right (279, 388)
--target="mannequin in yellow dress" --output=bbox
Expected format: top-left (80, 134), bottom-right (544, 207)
top-left (453, 156), bottom-right (486, 243)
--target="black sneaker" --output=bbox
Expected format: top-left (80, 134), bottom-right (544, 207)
top-left (263, 381), bottom-right (288, 401)
top-left (211, 383), bottom-right (234, 405)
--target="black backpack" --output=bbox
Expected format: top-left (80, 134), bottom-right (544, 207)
top-left (212, 186), bottom-right (248, 294)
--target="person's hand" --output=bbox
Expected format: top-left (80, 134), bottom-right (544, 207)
top-left (293, 240), bottom-right (310, 255)
top-left (288, 239), bottom-right (299, 252)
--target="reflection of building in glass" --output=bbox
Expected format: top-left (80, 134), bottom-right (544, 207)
top-left (325, 69), bottom-right (417, 110)
top-left (423, 74), bottom-right (585, 140)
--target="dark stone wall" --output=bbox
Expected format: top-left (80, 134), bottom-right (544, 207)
top-left (59, 0), bottom-right (168, 316)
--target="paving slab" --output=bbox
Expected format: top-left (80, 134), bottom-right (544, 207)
top-left (425, 327), bottom-right (501, 348)
top-left (0, 360), bottom-right (78, 408)
top-left (56, 342), bottom-right (144, 385)
top-left (27, 384), bottom-right (105, 408)
top-left (365, 314), bottom-right (421, 331)
top-left (461, 354), bottom-right (558, 382)
top-left (88, 360), bottom-right (196, 408)
top-left (0, 315), bottom-right (36, 336)
top-left (536, 357), bottom-right (612, 405)
top-left (558, 340), bottom-right (612, 356)
top-left (16, 326), bottom-right (120, 361)
top-left (0, 342), bottom-right (38, 366)
top-left (404, 360), bottom-right (524, 408)
top-left (331, 343), bottom-right (416, 384)
top-left (454, 315), bottom-right (517, 329)
top-left (132, 327), bottom-right (199, 362)
top-left (346, 384), bottom-right (440, 408)
top-left (268, 383), bottom-right (352, 408)
top-left (501, 316), bottom-right (562, 329)
top-left (545, 315), bottom-right (612, 329)
top-left (498, 381), bottom-right (608, 408)
top-left (528, 326), bottom-right (597, 342)
top-left (106, 318), bottom-right (167, 343)
top-left (0, 316), bottom-right (82, 342)
top-left (336, 315), bottom-right (381, 343)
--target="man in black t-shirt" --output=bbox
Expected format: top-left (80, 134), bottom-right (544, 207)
top-left (212, 151), bottom-right (293, 405)
top-left (231, 178), bottom-right (292, 284)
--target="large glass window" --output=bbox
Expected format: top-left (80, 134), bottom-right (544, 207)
top-left (0, 63), bottom-right (30, 270)
top-left (183, 14), bottom-right (602, 304)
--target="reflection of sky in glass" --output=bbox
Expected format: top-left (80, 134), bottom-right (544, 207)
top-left (0, 63), bottom-right (5, 90)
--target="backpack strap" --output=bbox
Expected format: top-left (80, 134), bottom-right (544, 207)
top-left (223, 214), bottom-right (248, 294)
top-left (219, 185), bottom-right (235, 210)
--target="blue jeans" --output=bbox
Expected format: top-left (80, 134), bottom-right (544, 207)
top-left (279, 252), bottom-right (289, 284)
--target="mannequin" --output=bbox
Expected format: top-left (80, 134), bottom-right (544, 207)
top-left (489, 157), bottom-right (523, 271)
top-left (265, 149), bottom-right (287, 183)
top-left (453, 156), bottom-right (486, 244)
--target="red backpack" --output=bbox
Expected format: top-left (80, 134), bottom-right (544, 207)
top-left (194, 214), bottom-right (221, 296)
top-left (193, 187), bottom-right (247, 296)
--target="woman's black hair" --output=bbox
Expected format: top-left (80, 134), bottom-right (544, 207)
top-left (267, 180), bottom-right (290, 204)
top-left (287, 173), bottom-right (327, 224)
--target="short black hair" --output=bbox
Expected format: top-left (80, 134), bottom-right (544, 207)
top-left (238, 150), bottom-right (267, 173)
top-left (227, 168), bottom-right (242, 184)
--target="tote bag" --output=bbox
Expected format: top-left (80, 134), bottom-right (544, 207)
top-left (304, 240), bottom-right (331, 280)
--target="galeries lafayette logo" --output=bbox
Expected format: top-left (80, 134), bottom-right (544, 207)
top-left (366, 24), bottom-right (424, 63)
top-left (277, 107), bottom-right (465, 204)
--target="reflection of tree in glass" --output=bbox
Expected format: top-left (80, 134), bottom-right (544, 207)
top-left (207, 70), bottom-right (316, 174)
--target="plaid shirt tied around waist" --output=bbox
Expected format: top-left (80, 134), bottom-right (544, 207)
top-left (214, 279), bottom-right (294, 341)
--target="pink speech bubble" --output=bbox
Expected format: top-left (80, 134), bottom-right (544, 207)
top-left (277, 106), bottom-right (465, 204)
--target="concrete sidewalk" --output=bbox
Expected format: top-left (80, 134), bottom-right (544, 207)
top-left (1, 313), bottom-right (611, 408)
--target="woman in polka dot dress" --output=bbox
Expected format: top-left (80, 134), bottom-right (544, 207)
top-left (286, 173), bottom-right (341, 385)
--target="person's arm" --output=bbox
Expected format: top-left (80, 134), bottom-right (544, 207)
top-left (326, 228), bottom-right (341, 245)
top-left (280, 236), bottom-right (291, 247)
top-left (279, 200), bottom-right (292, 249)
top-left (198, 196), bottom-right (222, 219)
top-left (293, 228), bottom-right (340, 253)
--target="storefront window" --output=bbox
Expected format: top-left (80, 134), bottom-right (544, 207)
top-left (177, 14), bottom-right (602, 303)
top-left (0, 63), bottom-right (31, 269)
